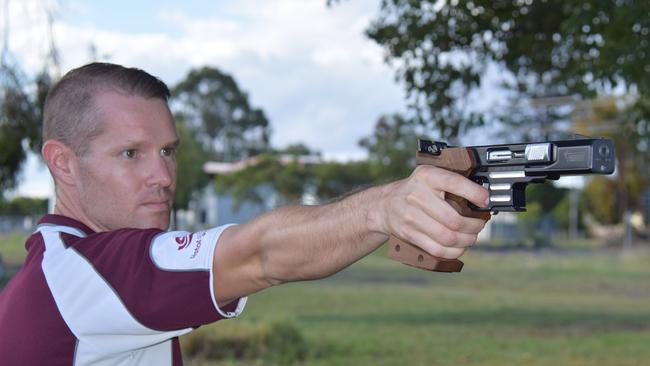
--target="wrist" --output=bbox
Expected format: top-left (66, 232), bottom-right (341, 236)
top-left (363, 182), bottom-right (394, 236)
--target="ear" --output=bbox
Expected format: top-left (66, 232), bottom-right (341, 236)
top-left (42, 140), bottom-right (79, 186)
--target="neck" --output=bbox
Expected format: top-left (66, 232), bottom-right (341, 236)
top-left (53, 187), bottom-right (108, 233)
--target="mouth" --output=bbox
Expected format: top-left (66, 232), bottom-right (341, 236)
top-left (141, 200), bottom-right (170, 211)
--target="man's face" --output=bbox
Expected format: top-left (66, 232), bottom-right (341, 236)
top-left (76, 91), bottom-right (178, 231)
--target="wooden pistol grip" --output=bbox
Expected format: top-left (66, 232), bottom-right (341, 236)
top-left (386, 147), bottom-right (490, 272)
top-left (386, 234), bottom-right (465, 272)
top-left (445, 193), bottom-right (492, 220)
top-left (386, 197), bottom-right (490, 272)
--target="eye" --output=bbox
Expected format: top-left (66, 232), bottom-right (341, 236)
top-left (161, 147), bottom-right (176, 157)
top-left (122, 149), bottom-right (137, 159)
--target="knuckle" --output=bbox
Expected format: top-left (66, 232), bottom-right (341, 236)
top-left (399, 228), bottom-right (417, 246)
top-left (440, 171), bottom-right (461, 188)
top-left (401, 212), bottom-right (416, 229)
top-left (473, 190), bottom-right (488, 206)
top-left (411, 166), bottom-right (428, 183)
top-left (405, 192), bottom-right (420, 206)
top-left (437, 229), bottom-right (458, 247)
top-left (445, 213), bottom-right (464, 231)
top-left (400, 213), bottom-right (415, 230)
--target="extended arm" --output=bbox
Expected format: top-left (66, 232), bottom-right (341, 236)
top-left (212, 165), bottom-right (490, 305)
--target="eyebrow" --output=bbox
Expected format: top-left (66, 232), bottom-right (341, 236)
top-left (118, 137), bottom-right (180, 150)
top-left (166, 138), bottom-right (180, 148)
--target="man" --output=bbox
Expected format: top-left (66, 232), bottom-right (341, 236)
top-left (0, 63), bottom-right (489, 365)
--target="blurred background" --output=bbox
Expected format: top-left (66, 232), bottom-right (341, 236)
top-left (1, 1), bottom-right (649, 365)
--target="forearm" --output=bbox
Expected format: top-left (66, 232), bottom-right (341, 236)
top-left (244, 185), bottom-right (387, 281)
top-left (253, 186), bottom-right (389, 284)
top-left (213, 184), bottom-right (390, 303)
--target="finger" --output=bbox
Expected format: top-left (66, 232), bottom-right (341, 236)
top-left (409, 214), bottom-right (480, 248)
top-left (414, 192), bottom-right (488, 235)
top-left (400, 230), bottom-right (467, 260)
top-left (421, 166), bottom-right (489, 209)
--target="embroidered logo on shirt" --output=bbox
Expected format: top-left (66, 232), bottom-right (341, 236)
top-left (190, 231), bottom-right (207, 259)
top-left (175, 233), bottom-right (194, 250)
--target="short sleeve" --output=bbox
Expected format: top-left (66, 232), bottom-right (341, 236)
top-left (67, 225), bottom-right (247, 333)
top-left (150, 225), bottom-right (247, 319)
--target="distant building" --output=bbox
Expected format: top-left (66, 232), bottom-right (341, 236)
top-left (176, 184), bottom-right (275, 230)
top-left (177, 155), bottom-right (321, 230)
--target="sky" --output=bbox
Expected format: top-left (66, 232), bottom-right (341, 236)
top-left (4, 0), bottom-right (412, 197)
top-left (2, 0), bottom-right (582, 197)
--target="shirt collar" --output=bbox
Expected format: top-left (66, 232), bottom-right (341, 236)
top-left (37, 214), bottom-right (96, 237)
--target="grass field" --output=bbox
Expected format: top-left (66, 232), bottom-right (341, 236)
top-left (182, 243), bottom-right (650, 366)
top-left (2, 232), bottom-right (649, 365)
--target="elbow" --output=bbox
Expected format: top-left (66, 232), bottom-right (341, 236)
top-left (260, 252), bottom-right (327, 287)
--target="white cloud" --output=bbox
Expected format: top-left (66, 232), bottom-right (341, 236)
top-left (311, 46), bottom-right (351, 66)
top-left (4, 0), bottom-right (406, 197)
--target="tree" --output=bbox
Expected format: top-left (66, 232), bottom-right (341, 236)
top-left (214, 153), bottom-right (311, 210)
top-left (574, 96), bottom-right (649, 226)
top-left (213, 144), bottom-right (375, 210)
top-left (173, 119), bottom-right (213, 214)
top-left (362, 0), bottom-right (650, 140)
top-left (211, 114), bottom-right (423, 210)
top-left (312, 161), bottom-right (374, 200)
top-left (0, 0), bottom-right (59, 194)
top-left (519, 182), bottom-right (568, 247)
top-left (359, 114), bottom-right (419, 182)
top-left (582, 176), bottom-right (618, 225)
top-left (0, 196), bottom-right (48, 216)
top-left (0, 62), bottom-right (51, 193)
top-left (172, 67), bottom-right (272, 162)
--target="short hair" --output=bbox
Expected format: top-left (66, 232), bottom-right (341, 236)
top-left (42, 62), bottom-right (171, 155)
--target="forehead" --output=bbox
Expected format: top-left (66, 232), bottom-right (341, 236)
top-left (93, 91), bottom-right (177, 144)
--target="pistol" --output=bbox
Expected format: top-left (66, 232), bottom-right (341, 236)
top-left (387, 136), bottom-right (616, 272)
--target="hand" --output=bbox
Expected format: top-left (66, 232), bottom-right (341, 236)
top-left (372, 165), bottom-right (490, 260)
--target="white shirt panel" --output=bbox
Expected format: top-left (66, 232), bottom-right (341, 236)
top-left (40, 225), bottom-right (193, 366)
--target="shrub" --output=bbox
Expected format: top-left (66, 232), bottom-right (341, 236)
top-left (181, 320), bottom-right (308, 365)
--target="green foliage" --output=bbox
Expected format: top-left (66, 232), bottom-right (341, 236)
top-left (0, 63), bottom-right (51, 191)
top-left (173, 120), bottom-right (213, 211)
top-left (214, 113), bottom-right (417, 209)
top-left (551, 194), bottom-right (572, 230)
top-left (364, 0), bottom-right (650, 139)
top-left (215, 154), bottom-right (297, 209)
top-left (279, 143), bottom-right (319, 156)
top-left (582, 176), bottom-right (619, 225)
top-left (516, 201), bottom-right (542, 243)
top-left (574, 96), bottom-right (649, 219)
top-left (170, 66), bottom-right (278, 212)
top-left (313, 161), bottom-right (374, 200)
top-left (0, 196), bottom-right (48, 216)
top-left (524, 182), bottom-right (568, 213)
top-left (516, 184), bottom-right (569, 246)
top-left (172, 66), bottom-right (271, 162)
top-left (0, 232), bottom-right (28, 284)
top-left (359, 114), bottom-right (418, 182)
top-left (181, 320), bottom-right (307, 365)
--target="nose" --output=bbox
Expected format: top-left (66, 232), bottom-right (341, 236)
top-left (147, 155), bottom-right (174, 188)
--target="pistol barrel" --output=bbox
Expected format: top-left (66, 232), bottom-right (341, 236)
top-left (469, 138), bottom-right (616, 175)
